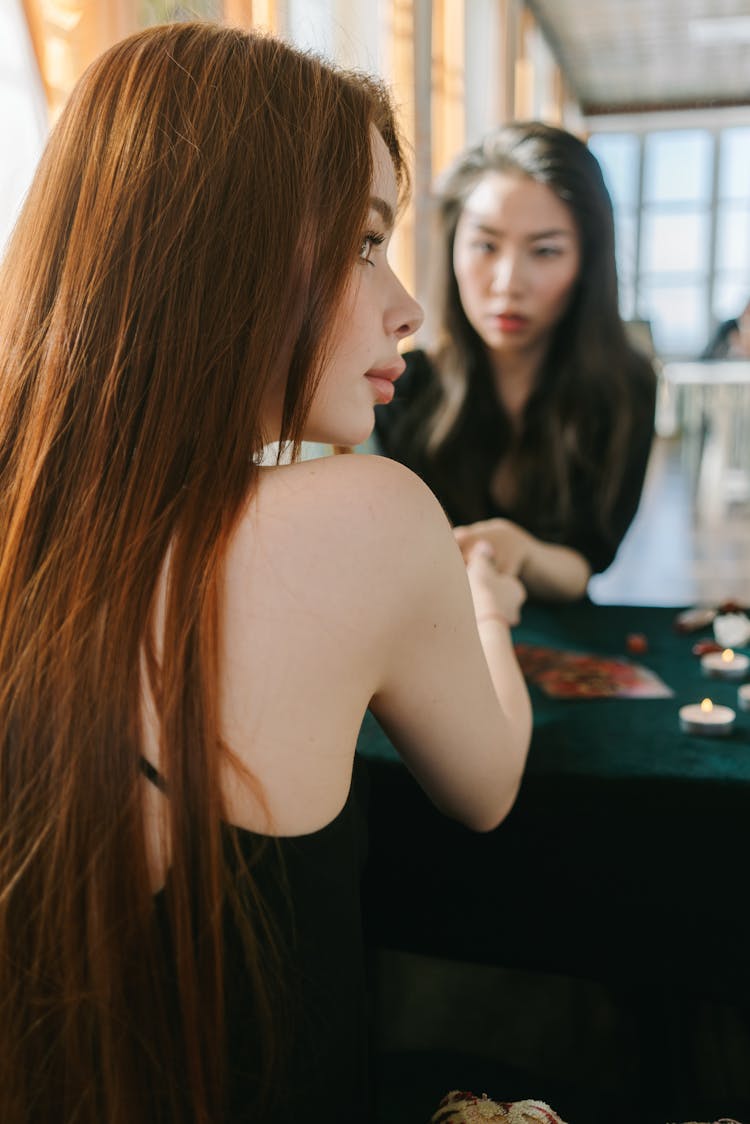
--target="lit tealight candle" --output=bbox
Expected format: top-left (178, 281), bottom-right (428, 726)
top-left (700, 648), bottom-right (750, 680)
top-left (739, 684), bottom-right (750, 712)
top-left (679, 698), bottom-right (736, 737)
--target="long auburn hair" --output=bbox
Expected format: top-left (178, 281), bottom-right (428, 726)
top-left (405, 121), bottom-right (655, 537)
top-left (0, 21), bottom-right (406, 1124)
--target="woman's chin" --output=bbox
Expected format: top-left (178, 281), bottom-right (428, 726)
top-left (304, 419), bottom-right (375, 450)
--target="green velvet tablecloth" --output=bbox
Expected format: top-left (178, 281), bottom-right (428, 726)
top-left (358, 601), bottom-right (750, 1001)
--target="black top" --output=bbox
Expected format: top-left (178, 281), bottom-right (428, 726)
top-left (151, 758), bottom-right (371, 1123)
top-left (374, 349), bottom-right (655, 575)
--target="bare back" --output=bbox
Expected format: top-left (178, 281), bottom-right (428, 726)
top-left (143, 453), bottom-right (531, 885)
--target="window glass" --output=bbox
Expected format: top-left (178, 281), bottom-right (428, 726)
top-left (141, 0), bottom-right (220, 21)
top-left (613, 211), bottom-right (637, 284)
top-left (643, 130), bottom-right (712, 204)
top-left (641, 209), bottom-right (710, 275)
top-left (716, 203), bottom-right (750, 272)
top-left (638, 282), bottom-right (707, 356)
top-left (713, 274), bottom-right (750, 324)
top-left (0, 1), bottom-right (47, 254)
top-left (618, 277), bottom-right (636, 322)
top-left (719, 127), bottom-right (750, 200)
top-left (588, 133), bottom-right (639, 208)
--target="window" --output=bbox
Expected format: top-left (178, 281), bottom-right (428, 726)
top-left (589, 123), bottom-right (750, 359)
top-left (141, 1), bottom-right (222, 21)
top-left (0, 0), bottom-right (47, 254)
top-left (714, 126), bottom-right (750, 322)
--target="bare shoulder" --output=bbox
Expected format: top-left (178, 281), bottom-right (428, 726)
top-left (252, 453), bottom-right (452, 564)
top-left (259, 451), bottom-right (440, 512)
top-left (224, 453), bottom-right (462, 641)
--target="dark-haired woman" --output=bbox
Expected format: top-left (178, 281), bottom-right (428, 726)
top-left (376, 122), bottom-right (657, 601)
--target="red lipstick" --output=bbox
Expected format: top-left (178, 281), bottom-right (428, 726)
top-left (493, 313), bottom-right (529, 333)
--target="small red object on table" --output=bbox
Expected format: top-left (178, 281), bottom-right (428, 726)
top-left (626, 632), bottom-right (648, 655)
top-left (718, 599), bottom-right (745, 614)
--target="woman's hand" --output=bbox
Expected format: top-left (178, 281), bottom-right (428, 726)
top-left (464, 539), bottom-right (526, 627)
top-left (455, 518), bottom-right (592, 601)
top-left (454, 518), bottom-right (531, 578)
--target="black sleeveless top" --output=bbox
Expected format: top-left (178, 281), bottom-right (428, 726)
top-left (148, 757), bottom-right (372, 1123)
top-left (375, 349), bottom-right (656, 574)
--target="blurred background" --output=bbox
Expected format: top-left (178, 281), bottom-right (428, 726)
top-left (3, 0), bottom-right (750, 605)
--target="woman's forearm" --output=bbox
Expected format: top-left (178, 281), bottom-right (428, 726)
top-left (475, 616), bottom-right (533, 779)
top-left (520, 539), bottom-right (591, 600)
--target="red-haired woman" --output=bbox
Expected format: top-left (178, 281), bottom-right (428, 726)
top-left (0, 22), bottom-right (531, 1123)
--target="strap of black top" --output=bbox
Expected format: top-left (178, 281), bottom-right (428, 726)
top-left (139, 756), bottom-right (168, 794)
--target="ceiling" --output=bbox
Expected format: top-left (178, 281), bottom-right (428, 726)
top-left (528, 0), bottom-right (750, 114)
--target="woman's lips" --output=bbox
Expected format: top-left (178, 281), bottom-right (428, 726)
top-left (365, 360), bottom-right (405, 405)
top-left (491, 313), bottom-right (529, 333)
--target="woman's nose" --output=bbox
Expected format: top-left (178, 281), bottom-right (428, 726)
top-left (390, 284), bottom-right (424, 340)
top-left (490, 252), bottom-right (523, 294)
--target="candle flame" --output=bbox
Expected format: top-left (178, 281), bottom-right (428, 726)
top-left (700, 698), bottom-right (714, 713)
top-left (721, 648), bottom-right (735, 662)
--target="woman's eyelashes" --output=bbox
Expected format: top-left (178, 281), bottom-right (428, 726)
top-left (470, 239), bottom-right (565, 259)
top-left (532, 244), bottom-right (564, 258)
top-left (359, 230), bottom-right (386, 266)
top-left (470, 238), bottom-right (497, 254)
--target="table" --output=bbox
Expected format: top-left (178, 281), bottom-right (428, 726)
top-left (358, 600), bottom-right (750, 1001)
top-left (660, 360), bottom-right (750, 516)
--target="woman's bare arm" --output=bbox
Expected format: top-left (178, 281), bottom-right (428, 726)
top-left (355, 459), bottom-right (533, 831)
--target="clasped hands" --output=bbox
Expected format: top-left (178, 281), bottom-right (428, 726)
top-left (457, 518), bottom-right (529, 627)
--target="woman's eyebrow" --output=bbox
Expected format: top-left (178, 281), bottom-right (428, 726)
top-left (467, 218), bottom-right (501, 236)
top-left (369, 196), bottom-right (394, 229)
top-left (528, 228), bottom-right (574, 240)
top-left (466, 216), bottom-right (573, 241)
